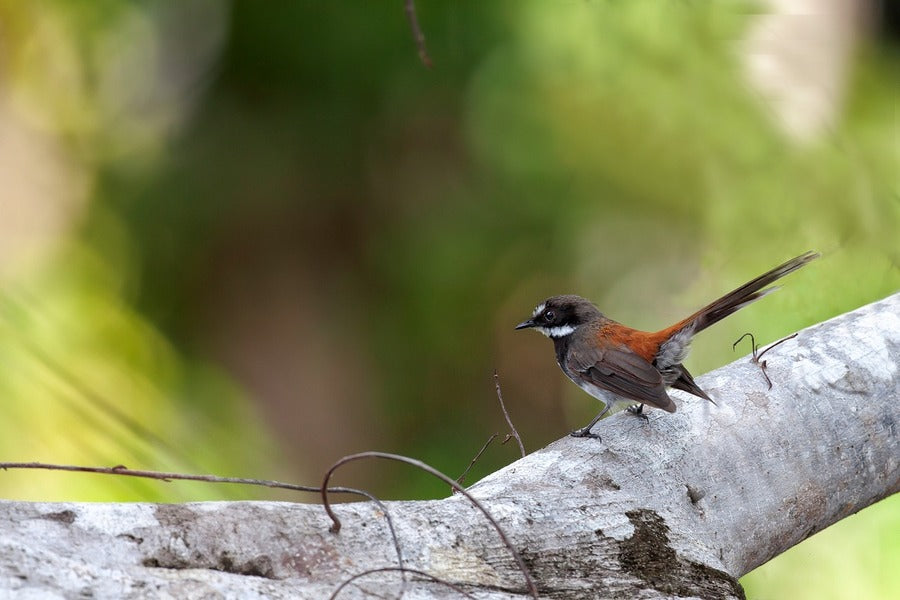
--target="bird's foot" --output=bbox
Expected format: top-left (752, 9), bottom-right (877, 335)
top-left (569, 427), bottom-right (602, 440)
top-left (626, 404), bottom-right (649, 422)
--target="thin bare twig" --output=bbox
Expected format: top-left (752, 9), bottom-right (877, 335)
top-left (733, 332), bottom-right (799, 390)
top-left (0, 461), bottom-right (337, 493)
top-left (455, 433), bottom-right (498, 488)
top-left (758, 332), bottom-right (798, 360)
top-left (494, 371), bottom-right (525, 457)
top-left (320, 451), bottom-right (539, 599)
top-left (404, 0), bottom-right (432, 67)
top-left (330, 567), bottom-right (476, 600)
top-left (732, 332), bottom-right (758, 356)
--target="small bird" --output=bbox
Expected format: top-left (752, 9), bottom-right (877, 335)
top-left (515, 251), bottom-right (819, 439)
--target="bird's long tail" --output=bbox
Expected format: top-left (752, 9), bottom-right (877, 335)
top-left (677, 251), bottom-right (819, 335)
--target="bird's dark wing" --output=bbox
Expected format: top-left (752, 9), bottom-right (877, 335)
top-left (668, 363), bottom-right (715, 404)
top-left (567, 345), bottom-right (677, 413)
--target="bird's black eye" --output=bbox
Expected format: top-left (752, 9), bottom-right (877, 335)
top-left (543, 310), bottom-right (555, 322)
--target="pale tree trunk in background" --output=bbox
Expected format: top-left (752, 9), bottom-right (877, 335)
top-left (741, 0), bottom-right (872, 142)
top-left (1, 293), bottom-right (897, 599)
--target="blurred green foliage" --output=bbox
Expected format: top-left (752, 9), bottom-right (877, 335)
top-left (0, 241), bottom-right (275, 501)
top-left (0, 0), bottom-right (896, 597)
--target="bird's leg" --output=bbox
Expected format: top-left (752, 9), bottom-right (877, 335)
top-left (626, 403), bottom-right (649, 422)
top-left (570, 403), bottom-right (612, 440)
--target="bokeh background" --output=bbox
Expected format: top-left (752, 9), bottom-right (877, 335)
top-left (0, 1), bottom-right (897, 597)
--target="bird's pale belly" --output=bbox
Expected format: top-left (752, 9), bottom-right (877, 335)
top-left (563, 371), bottom-right (627, 410)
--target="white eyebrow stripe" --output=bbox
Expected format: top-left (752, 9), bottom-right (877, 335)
top-left (534, 324), bottom-right (575, 338)
top-left (532, 303), bottom-right (546, 317)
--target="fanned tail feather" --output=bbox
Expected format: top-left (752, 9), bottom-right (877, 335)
top-left (682, 251), bottom-right (819, 335)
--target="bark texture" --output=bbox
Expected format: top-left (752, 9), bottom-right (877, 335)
top-left (1, 293), bottom-right (897, 599)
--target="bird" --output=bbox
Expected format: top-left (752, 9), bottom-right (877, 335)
top-left (515, 251), bottom-right (819, 439)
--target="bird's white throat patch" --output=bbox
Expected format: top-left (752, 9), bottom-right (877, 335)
top-left (535, 324), bottom-right (575, 338)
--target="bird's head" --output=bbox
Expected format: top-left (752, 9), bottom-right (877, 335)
top-left (515, 295), bottom-right (601, 339)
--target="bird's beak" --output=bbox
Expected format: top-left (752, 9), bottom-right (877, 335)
top-left (515, 318), bottom-right (536, 330)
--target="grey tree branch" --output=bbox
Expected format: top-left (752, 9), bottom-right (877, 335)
top-left (1, 293), bottom-right (897, 599)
